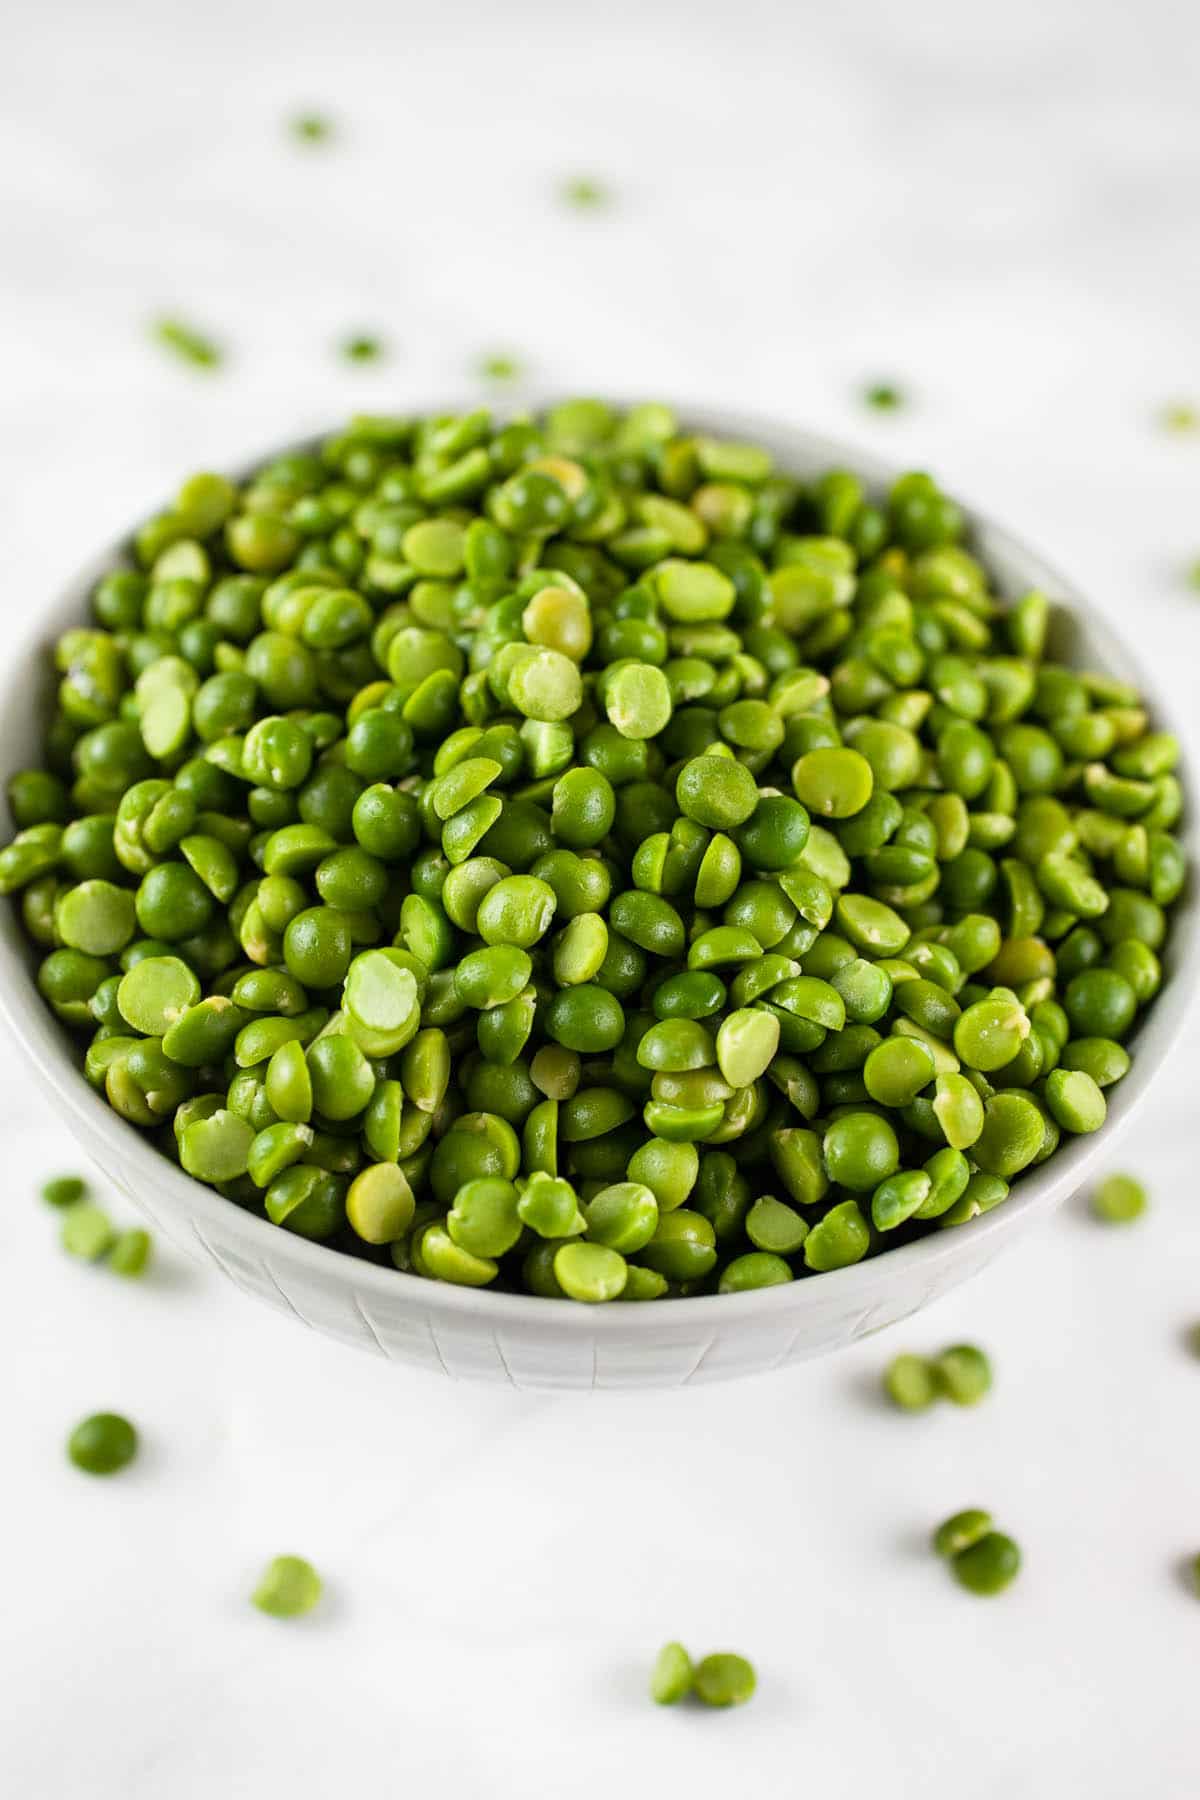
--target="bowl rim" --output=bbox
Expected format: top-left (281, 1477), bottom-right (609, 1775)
top-left (1, 395), bottom-right (1195, 1335)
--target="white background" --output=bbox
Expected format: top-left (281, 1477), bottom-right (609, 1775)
top-left (2, 1), bottom-right (1199, 1792)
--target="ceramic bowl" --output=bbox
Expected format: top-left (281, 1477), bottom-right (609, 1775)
top-left (1, 404), bottom-right (1193, 1389)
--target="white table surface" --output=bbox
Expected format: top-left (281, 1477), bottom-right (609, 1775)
top-left (2, 1), bottom-right (1199, 1793)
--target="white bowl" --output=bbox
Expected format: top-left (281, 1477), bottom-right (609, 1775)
top-left (1, 404), bottom-right (1194, 1389)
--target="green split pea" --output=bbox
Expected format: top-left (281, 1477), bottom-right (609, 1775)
top-left (650, 1642), bottom-right (756, 1707)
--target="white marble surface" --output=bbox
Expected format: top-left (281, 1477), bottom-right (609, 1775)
top-left (2, 1), bottom-right (1199, 1792)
